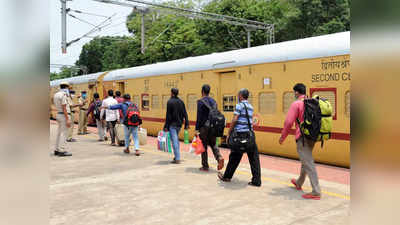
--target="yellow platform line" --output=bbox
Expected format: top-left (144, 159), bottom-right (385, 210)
top-left (78, 132), bottom-right (350, 200)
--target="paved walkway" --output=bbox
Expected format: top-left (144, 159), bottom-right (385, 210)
top-left (50, 121), bottom-right (350, 225)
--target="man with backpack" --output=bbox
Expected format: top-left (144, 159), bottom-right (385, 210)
top-left (195, 84), bottom-right (224, 171)
top-left (164, 88), bottom-right (189, 164)
top-left (279, 83), bottom-right (322, 200)
top-left (108, 94), bottom-right (141, 155)
top-left (87, 93), bottom-right (107, 141)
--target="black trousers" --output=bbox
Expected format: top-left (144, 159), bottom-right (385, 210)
top-left (107, 120), bottom-right (117, 144)
top-left (199, 127), bottom-right (222, 168)
top-left (223, 144), bottom-right (262, 185)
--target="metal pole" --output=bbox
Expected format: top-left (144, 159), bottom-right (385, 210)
top-left (247, 30), bottom-right (251, 48)
top-left (61, 0), bottom-right (67, 54)
top-left (141, 13), bottom-right (145, 54)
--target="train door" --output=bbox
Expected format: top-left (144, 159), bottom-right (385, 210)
top-left (219, 71), bottom-right (238, 136)
top-left (116, 81), bottom-right (125, 95)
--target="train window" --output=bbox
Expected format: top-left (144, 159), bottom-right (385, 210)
top-left (345, 91), bottom-right (350, 118)
top-left (162, 95), bottom-right (169, 110)
top-left (223, 95), bottom-right (236, 112)
top-left (132, 95), bottom-right (140, 107)
top-left (283, 92), bottom-right (295, 113)
top-left (141, 94), bottom-right (149, 111)
top-left (311, 88), bottom-right (337, 120)
top-left (152, 95), bottom-right (160, 110)
top-left (259, 92), bottom-right (276, 114)
top-left (187, 94), bottom-right (198, 111)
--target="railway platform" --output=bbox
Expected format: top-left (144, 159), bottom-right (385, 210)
top-left (50, 121), bottom-right (350, 225)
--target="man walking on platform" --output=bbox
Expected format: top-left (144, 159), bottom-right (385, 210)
top-left (196, 84), bottom-right (224, 171)
top-left (279, 83), bottom-right (321, 200)
top-left (87, 93), bottom-right (107, 141)
top-left (108, 94), bottom-right (141, 155)
top-left (53, 81), bottom-right (72, 157)
top-left (164, 88), bottom-right (189, 164)
top-left (218, 89), bottom-right (261, 187)
top-left (101, 90), bottom-right (119, 146)
top-left (77, 91), bottom-right (89, 135)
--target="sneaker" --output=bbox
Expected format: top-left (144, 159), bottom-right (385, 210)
top-left (55, 151), bottom-right (72, 157)
top-left (248, 182), bottom-right (261, 187)
top-left (66, 138), bottom-right (77, 142)
top-left (291, 179), bottom-right (302, 190)
top-left (170, 159), bottom-right (181, 164)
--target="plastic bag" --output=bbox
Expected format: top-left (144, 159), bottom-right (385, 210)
top-left (190, 135), bottom-right (205, 155)
top-left (157, 131), bottom-right (167, 151)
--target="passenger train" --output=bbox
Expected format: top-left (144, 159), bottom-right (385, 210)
top-left (50, 31), bottom-right (350, 167)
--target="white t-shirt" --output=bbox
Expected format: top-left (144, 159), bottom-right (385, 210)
top-left (101, 97), bottom-right (118, 121)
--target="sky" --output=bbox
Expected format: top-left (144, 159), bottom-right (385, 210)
top-left (50, 0), bottom-right (135, 73)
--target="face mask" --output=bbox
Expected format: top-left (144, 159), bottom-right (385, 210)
top-left (61, 88), bottom-right (69, 95)
top-left (82, 94), bottom-right (87, 99)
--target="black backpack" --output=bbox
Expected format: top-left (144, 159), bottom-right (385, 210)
top-left (296, 98), bottom-right (322, 145)
top-left (93, 101), bottom-right (103, 120)
top-left (201, 98), bottom-right (225, 137)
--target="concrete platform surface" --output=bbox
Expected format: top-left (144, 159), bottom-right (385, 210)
top-left (50, 122), bottom-right (350, 225)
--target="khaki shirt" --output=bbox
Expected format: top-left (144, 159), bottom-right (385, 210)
top-left (54, 90), bottom-right (71, 113)
top-left (78, 97), bottom-right (89, 110)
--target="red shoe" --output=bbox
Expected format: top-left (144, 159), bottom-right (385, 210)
top-left (199, 167), bottom-right (209, 172)
top-left (302, 193), bottom-right (321, 200)
top-left (291, 179), bottom-right (302, 190)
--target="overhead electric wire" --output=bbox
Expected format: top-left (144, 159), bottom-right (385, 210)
top-left (69, 9), bottom-right (109, 18)
top-left (68, 13), bottom-right (97, 27)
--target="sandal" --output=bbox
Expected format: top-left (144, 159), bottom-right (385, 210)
top-left (217, 172), bottom-right (231, 182)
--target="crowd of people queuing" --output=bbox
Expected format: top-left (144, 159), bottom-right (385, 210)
top-left (53, 82), bottom-right (321, 200)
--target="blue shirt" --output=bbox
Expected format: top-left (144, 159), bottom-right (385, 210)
top-left (109, 101), bottom-right (136, 123)
top-left (233, 100), bottom-right (253, 132)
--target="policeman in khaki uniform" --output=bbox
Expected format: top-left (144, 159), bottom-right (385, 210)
top-left (78, 91), bottom-right (89, 135)
top-left (67, 90), bottom-right (79, 142)
top-left (53, 81), bottom-right (72, 157)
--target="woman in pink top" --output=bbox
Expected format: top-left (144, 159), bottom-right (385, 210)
top-left (279, 83), bottom-right (321, 200)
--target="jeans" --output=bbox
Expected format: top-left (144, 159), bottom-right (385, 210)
top-left (124, 125), bottom-right (139, 150)
top-left (169, 126), bottom-right (181, 160)
top-left (107, 120), bottom-right (117, 144)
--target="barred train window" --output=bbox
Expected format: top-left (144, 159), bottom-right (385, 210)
top-left (259, 92), bottom-right (276, 114)
top-left (187, 94), bottom-right (198, 111)
top-left (162, 95), bottom-right (169, 109)
top-left (223, 95), bottom-right (236, 112)
top-left (152, 95), bottom-right (160, 110)
top-left (283, 92), bottom-right (295, 113)
top-left (141, 94), bottom-right (149, 111)
top-left (132, 95), bottom-right (140, 107)
top-left (345, 91), bottom-right (350, 118)
top-left (312, 91), bottom-right (336, 117)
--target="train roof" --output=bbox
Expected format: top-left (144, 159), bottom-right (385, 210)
top-left (103, 31), bottom-right (350, 82)
top-left (50, 72), bottom-right (104, 87)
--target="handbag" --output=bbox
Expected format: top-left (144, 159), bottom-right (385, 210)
top-left (228, 103), bottom-right (256, 152)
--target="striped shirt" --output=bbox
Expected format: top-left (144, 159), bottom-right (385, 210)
top-left (233, 100), bottom-right (253, 132)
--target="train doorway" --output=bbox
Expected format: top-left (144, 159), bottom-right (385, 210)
top-left (219, 71), bottom-right (238, 135)
top-left (117, 82), bottom-right (125, 95)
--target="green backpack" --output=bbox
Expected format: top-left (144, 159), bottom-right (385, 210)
top-left (297, 95), bottom-right (333, 147)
